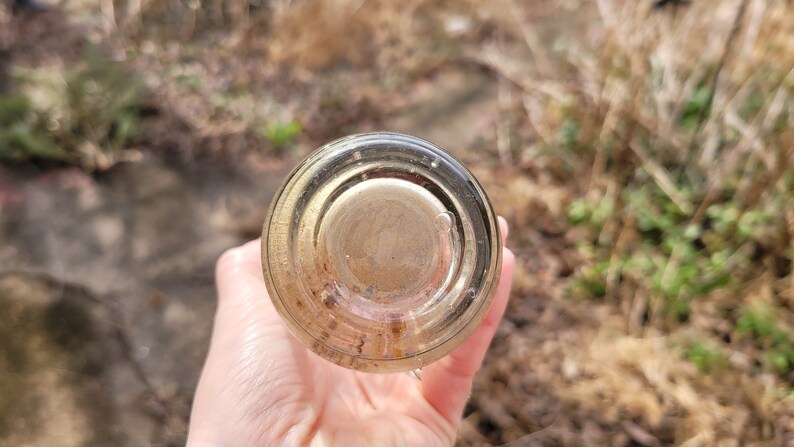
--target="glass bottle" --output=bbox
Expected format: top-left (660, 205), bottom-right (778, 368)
top-left (261, 132), bottom-right (501, 373)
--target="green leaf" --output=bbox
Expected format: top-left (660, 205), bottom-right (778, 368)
top-left (4, 122), bottom-right (71, 161)
top-left (769, 352), bottom-right (790, 372)
top-left (568, 199), bottom-right (589, 224)
top-left (680, 86), bottom-right (712, 130)
top-left (0, 95), bottom-right (31, 126)
top-left (260, 120), bottom-right (302, 148)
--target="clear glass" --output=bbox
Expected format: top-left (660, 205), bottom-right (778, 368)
top-left (261, 132), bottom-right (501, 373)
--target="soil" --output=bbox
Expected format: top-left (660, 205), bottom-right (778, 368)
top-left (2, 2), bottom-right (793, 446)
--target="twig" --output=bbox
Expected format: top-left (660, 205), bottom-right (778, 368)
top-left (508, 0), bottom-right (553, 77)
top-left (784, 191), bottom-right (794, 310)
top-left (692, 67), bottom-right (794, 224)
top-left (606, 129), bottom-right (694, 215)
top-left (101, 0), bottom-right (117, 32)
top-left (686, 0), bottom-right (749, 155)
top-left (465, 48), bottom-right (572, 104)
top-left (521, 95), bottom-right (553, 145)
top-left (497, 75), bottom-right (514, 166)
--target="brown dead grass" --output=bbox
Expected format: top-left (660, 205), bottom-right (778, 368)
top-left (126, 0), bottom-right (794, 443)
top-left (465, 0), bottom-right (794, 444)
top-left (5, 0), bottom-right (794, 444)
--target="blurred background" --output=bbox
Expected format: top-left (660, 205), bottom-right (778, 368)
top-left (1, 0), bottom-right (793, 445)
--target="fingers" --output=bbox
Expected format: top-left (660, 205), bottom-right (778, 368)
top-left (213, 239), bottom-right (282, 332)
top-left (191, 240), bottom-right (297, 447)
top-left (215, 239), bottom-right (265, 303)
top-left (421, 217), bottom-right (516, 424)
top-left (498, 216), bottom-right (509, 243)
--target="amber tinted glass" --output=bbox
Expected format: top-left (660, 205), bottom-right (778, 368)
top-left (262, 132), bottom-right (501, 373)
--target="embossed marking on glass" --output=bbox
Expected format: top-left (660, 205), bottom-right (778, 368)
top-left (261, 132), bottom-right (502, 373)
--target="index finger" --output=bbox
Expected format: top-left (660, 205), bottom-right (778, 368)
top-left (420, 217), bottom-right (515, 424)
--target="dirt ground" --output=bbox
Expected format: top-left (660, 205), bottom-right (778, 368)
top-left (2, 0), bottom-right (794, 446)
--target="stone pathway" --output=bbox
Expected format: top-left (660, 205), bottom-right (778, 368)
top-left (0, 273), bottom-right (157, 446)
top-left (0, 159), bottom-right (288, 446)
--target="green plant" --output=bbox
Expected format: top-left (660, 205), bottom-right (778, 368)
top-left (683, 340), bottom-right (727, 374)
top-left (569, 259), bottom-right (609, 299)
top-left (0, 94), bottom-right (70, 162)
top-left (555, 0), bottom-right (793, 326)
top-left (679, 85), bottom-right (712, 131)
top-left (176, 73), bottom-right (203, 89)
top-left (64, 46), bottom-right (146, 154)
top-left (568, 196), bottom-right (615, 230)
top-left (566, 180), bottom-right (768, 320)
top-left (4, 45), bottom-right (147, 168)
top-left (736, 305), bottom-right (794, 373)
top-left (259, 119), bottom-right (301, 148)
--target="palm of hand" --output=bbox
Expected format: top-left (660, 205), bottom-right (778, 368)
top-left (275, 339), bottom-right (456, 446)
top-left (189, 226), bottom-right (514, 447)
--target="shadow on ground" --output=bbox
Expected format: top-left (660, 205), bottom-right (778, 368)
top-left (0, 157), bottom-right (288, 446)
top-left (0, 273), bottom-right (157, 446)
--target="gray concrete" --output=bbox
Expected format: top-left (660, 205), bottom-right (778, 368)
top-left (0, 158), bottom-right (288, 446)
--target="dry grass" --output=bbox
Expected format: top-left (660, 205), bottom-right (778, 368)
top-left (468, 0), bottom-right (794, 444)
top-left (4, 0), bottom-right (794, 444)
top-left (447, 0), bottom-right (794, 444)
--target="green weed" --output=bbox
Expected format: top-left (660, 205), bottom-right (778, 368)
top-left (567, 181), bottom-right (760, 320)
top-left (63, 46), bottom-right (146, 155)
top-left (2, 45), bottom-right (146, 169)
top-left (0, 95), bottom-right (69, 162)
top-left (557, 5), bottom-right (792, 331)
top-left (736, 305), bottom-right (794, 373)
top-left (683, 340), bottom-right (728, 374)
top-left (176, 73), bottom-right (203, 89)
top-left (259, 120), bottom-right (301, 149)
top-left (679, 85), bottom-right (712, 131)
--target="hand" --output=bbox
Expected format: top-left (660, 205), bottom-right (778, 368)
top-left (187, 218), bottom-right (515, 447)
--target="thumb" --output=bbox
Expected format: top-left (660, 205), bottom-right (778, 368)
top-left (215, 239), bottom-right (266, 305)
top-left (212, 239), bottom-right (282, 336)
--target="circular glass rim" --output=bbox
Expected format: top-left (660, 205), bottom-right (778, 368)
top-left (261, 132), bottom-right (502, 373)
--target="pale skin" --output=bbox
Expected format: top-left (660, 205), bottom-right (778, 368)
top-left (188, 218), bottom-right (516, 447)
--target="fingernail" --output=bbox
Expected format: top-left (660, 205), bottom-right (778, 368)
top-left (498, 216), bottom-right (509, 239)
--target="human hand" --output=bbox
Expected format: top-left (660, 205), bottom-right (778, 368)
top-left (187, 218), bottom-right (515, 447)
